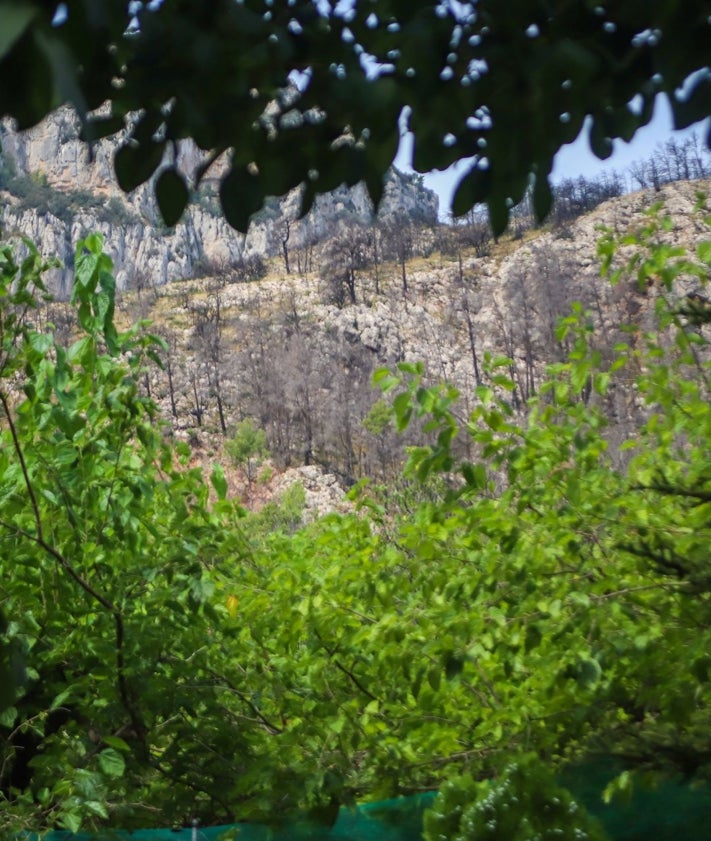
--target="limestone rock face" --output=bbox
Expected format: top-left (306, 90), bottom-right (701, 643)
top-left (0, 202), bottom-right (248, 294)
top-left (0, 108), bottom-right (438, 295)
top-left (1, 109), bottom-right (109, 193)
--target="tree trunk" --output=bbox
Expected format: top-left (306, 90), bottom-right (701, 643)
top-left (166, 357), bottom-right (178, 419)
top-left (281, 220), bottom-right (291, 274)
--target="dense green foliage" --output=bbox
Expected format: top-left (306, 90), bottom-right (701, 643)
top-left (1, 2), bottom-right (711, 230)
top-left (1, 209), bottom-right (711, 836)
top-left (0, 236), bottom-right (253, 832)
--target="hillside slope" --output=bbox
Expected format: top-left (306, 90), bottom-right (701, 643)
top-left (92, 178), bottom-right (711, 503)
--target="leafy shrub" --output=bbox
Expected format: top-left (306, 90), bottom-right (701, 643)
top-left (232, 254), bottom-right (267, 282)
top-left (192, 253), bottom-right (267, 283)
top-left (424, 760), bottom-right (608, 841)
top-left (2, 170), bottom-right (140, 227)
top-left (252, 481), bottom-right (307, 536)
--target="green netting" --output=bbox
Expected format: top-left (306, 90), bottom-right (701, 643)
top-left (32, 795), bottom-right (434, 841)
top-left (30, 770), bottom-right (711, 841)
top-left (562, 761), bottom-right (711, 841)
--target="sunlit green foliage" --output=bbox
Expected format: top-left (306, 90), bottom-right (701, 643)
top-left (0, 236), bottom-right (253, 833)
top-left (225, 418), bottom-right (269, 473)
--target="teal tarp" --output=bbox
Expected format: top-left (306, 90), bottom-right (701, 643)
top-left (35, 795), bottom-right (434, 841)
top-left (33, 770), bottom-right (711, 841)
top-left (563, 761), bottom-right (711, 841)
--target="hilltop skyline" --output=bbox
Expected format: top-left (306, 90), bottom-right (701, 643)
top-left (407, 95), bottom-right (708, 218)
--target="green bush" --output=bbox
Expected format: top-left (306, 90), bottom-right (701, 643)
top-left (424, 760), bottom-right (608, 841)
top-left (252, 482), bottom-right (307, 536)
top-left (1, 169), bottom-right (140, 227)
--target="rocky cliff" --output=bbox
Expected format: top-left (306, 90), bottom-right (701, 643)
top-left (0, 108), bottom-right (438, 294)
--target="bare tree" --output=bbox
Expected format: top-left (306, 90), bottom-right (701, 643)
top-left (551, 173), bottom-right (624, 225)
top-left (451, 206), bottom-right (493, 257)
top-left (380, 213), bottom-right (414, 295)
top-left (321, 224), bottom-right (371, 305)
top-left (187, 291), bottom-right (231, 434)
top-left (369, 221), bottom-right (382, 295)
top-left (686, 132), bottom-right (710, 179)
top-left (461, 292), bottom-right (483, 387)
top-left (280, 218), bottom-right (291, 275)
top-left (294, 233), bottom-right (317, 275)
top-left (189, 367), bottom-right (206, 428)
top-left (628, 157), bottom-right (663, 192)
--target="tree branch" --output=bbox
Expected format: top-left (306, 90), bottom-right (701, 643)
top-left (313, 628), bottom-right (380, 702)
top-left (632, 482), bottom-right (711, 504)
top-left (0, 389), bottom-right (147, 750)
top-left (333, 659), bottom-right (379, 703)
top-left (205, 668), bottom-right (283, 735)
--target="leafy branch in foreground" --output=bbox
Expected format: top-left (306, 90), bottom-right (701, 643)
top-left (0, 235), bottom-right (253, 833)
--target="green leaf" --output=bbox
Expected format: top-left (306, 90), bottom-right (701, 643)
top-left (73, 251), bottom-right (99, 292)
top-left (576, 658), bottom-right (602, 690)
top-left (452, 165), bottom-right (491, 218)
top-left (211, 465), bottom-right (228, 501)
top-left (589, 118), bottom-right (613, 159)
top-left (524, 625), bottom-right (543, 654)
top-left (427, 666), bottom-right (441, 692)
top-left (0, 2), bottom-right (36, 60)
top-left (156, 167), bottom-right (189, 228)
top-left (34, 29), bottom-right (86, 118)
top-left (115, 137), bottom-right (166, 193)
top-left (60, 811), bottom-right (82, 834)
top-left (98, 747), bottom-right (125, 779)
top-left (696, 241), bottom-right (711, 266)
top-left (84, 800), bottom-right (109, 819)
top-left (0, 705), bottom-right (17, 727)
top-left (533, 173), bottom-right (553, 222)
top-left (392, 392), bottom-right (413, 432)
top-left (220, 166), bottom-right (265, 233)
top-left (328, 716), bottom-right (346, 735)
top-left (103, 736), bottom-right (130, 752)
top-left (444, 653), bottom-right (463, 680)
top-left (372, 368), bottom-right (398, 392)
top-left (28, 331), bottom-right (53, 354)
top-left (488, 193), bottom-right (509, 238)
top-left (50, 689), bottom-right (72, 710)
top-left (603, 770), bottom-right (633, 805)
top-left (80, 114), bottom-right (126, 143)
top-left (461, 462), bottom-right (486, 489)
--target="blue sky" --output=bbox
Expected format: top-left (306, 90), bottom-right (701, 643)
top-left (401, 96), bottom-right (709, 218)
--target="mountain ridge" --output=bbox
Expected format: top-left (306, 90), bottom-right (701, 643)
top-left (2, 110), bottom-right (711, 517)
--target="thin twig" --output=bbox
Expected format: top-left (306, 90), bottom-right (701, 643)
top-left (204, 667), bottom-right (283, 734)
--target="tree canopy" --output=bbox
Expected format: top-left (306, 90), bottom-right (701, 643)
top-left (1, 1), bottom-right (710, 231)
